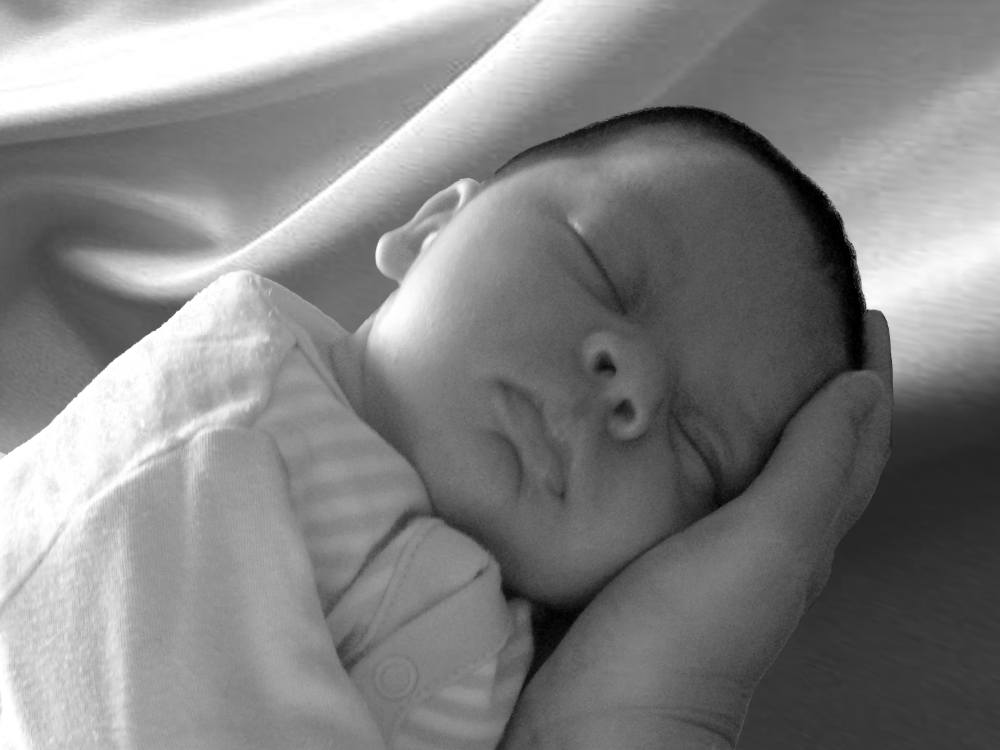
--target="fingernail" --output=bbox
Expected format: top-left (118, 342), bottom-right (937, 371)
top-left (848, 371), bottom-right (883, 424)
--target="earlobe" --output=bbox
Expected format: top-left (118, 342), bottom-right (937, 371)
top-left (420, 230), bottom-right (439, 254)
top-left (375, 178), bottom-right (481, 283)
top-left (375, 227), bottom-right (413, 284)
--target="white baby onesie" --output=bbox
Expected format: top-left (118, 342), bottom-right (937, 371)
top-left (0, 270), bottom-right (533, 749)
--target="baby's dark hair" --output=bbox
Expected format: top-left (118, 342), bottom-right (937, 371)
top-left (480, 106), bottom-right (867, 370)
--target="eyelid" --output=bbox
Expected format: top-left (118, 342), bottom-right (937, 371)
top-left (576, 232), bottom-right (625, 312)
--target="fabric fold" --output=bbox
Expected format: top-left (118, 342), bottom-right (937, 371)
top-left (339, 517), bottom-right (522, 746)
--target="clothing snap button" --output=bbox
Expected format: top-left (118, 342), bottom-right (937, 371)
top-left (374, 656), bottom-right (418, 700)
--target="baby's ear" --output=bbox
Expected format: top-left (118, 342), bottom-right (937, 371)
top-left (375, 226), bottom-right (419, 283)
top-left (375, 178), bottom-right (481, 283)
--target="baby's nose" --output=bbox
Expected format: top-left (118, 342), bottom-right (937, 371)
top-left (581, 331), bottom-right (664, 442)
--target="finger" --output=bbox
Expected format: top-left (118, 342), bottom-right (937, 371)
top-left (863, 309), bottom-right (893, 395)
top-left (862, 309), bottom-right (894, 457)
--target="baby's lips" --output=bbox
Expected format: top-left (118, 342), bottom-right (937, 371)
top-left (496, 384), bottom-right (567, 498)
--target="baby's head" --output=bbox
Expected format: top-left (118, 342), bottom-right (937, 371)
top-left (336, 106), bottom-right (865, 611)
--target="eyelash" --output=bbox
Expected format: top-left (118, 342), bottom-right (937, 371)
top-left (578, 238), bottom-right (625, 312)
top-left (596, 264), bottom-right (625, 313)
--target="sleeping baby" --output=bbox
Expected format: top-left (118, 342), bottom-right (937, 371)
top-left (0, 106), bottom-right (865, 749)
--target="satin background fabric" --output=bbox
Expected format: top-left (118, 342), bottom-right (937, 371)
top-left (1, 0), bottom-right (997, 747)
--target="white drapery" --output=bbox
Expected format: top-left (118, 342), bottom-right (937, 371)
top-left (2, 0), bottom-right (998, 460)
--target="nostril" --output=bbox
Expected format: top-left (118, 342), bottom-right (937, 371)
top-left (595, 352), bottom-right (616, 376)
top-left (613, 400), bottom-right (635, 421)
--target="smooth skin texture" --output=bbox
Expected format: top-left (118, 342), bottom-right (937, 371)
top-left (330, 136), bottom-right (848, 610)
top-left (497, 310), bottom-right (893, 749)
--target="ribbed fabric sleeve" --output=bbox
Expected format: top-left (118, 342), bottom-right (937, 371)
top-left (254, 345), bottom-right (534, 749)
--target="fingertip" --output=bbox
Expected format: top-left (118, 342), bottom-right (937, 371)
top-left (862, 310), bottom-right (894, 392)
top-left (863, 310), bottom-right (889, 347)
top-left (846, 371), bottom-right (883, 426)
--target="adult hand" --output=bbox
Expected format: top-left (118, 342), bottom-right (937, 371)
top-left (501, 310), bottom-right (894, 749)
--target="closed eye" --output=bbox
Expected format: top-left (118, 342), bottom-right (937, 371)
top-left (574, 230), bottom-right (625, 312)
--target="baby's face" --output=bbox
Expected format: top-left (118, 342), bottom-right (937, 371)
top-left (346, 137), bottom-right (848, 609)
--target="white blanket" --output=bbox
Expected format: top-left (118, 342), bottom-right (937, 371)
top-left (2, 0), bottom-right (998, 462)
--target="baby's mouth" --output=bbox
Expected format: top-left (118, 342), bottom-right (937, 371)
top-left (494, 384), bottom-right (567, 498)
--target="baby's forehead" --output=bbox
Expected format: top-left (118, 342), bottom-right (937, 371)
top-left (511, 143), bottom-right (829, 316)
top-left (521, 154), bottom-right (677, 243)
top-left (527, 138), bottom-right (764, 235)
